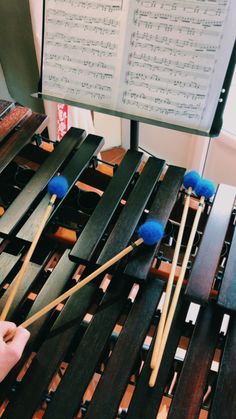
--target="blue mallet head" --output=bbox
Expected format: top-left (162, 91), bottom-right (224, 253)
top-left (195, 178), bottom-right (215, 199)
top-left (183, 170), bottom-right (201, 190)
top-left (138, 220), bottom-right (164, 246)
top-left (48, 175), bottom-right (69, 199)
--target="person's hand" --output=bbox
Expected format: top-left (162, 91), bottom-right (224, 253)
top-left (0, 321), bottom-right (30, 382)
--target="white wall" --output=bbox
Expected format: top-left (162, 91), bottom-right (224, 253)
top-left (203, 133), bottom-right (236, 187)
top-left (94, 112), bottom-right (121, 150)
top-left (202, 70), bottom-right (236, 187)
top-left (121, 119), bottom-right (236, 187)
top-left (121, 118), bottom-right (210, 170)
top-left (72, 109), bottom-right (236, 188)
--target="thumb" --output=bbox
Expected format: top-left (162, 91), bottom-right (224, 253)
top-left (7, 327), bottom-right (30, 357)
top-left (0, 321), bottom-right (16, 338)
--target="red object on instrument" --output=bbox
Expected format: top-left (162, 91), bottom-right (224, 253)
top-left (57, 103), bottom-right (68, 141)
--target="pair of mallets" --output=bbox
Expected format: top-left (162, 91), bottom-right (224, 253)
top-left (149, 171), bottom-right (215, 387)
top-left (0, 175), bottom-right (164, 332)
top-left (1, 170), bottom-right (215, 389)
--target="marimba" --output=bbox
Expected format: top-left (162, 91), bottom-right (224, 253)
top-left (0, 99), bottom-right (236, 419)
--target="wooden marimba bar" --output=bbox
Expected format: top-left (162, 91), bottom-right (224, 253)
top-left (0, 99), bottom-right (236, 419)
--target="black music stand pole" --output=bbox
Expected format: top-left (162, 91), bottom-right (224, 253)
top-left (130, 119), bottom-right (139, 151)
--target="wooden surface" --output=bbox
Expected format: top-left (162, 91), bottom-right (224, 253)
top-left (1, 275), bottom-right (104, 419)
top-left (0, 112), bottom-right (47, 174)
top-left (1, 106), bottom-right (236, 418)
top-left (0, 251), bottom-right (78, 404)
top-left (97, 156), bottom-right (165, 266)
top-left (43, 273), bottom-right (134, 419)
top-left (0, 127), bottom-right (86, 236)
top-left (0, 252), bottom-right (21, 287)
top-left (0, 241), bottom-right (58, 321)
top-left (168, 304), bottom-right (223, 419)
top-left (0, 99), bottom-right (14, 118)
top-left (124, 165), bottom-right (185, 282)
top-left (209, 316), bottom-right (236, 419)
top-left (185, 184), bottom-right (236, 304)
top-left (69, 149), bottom-right (143, 264)
top-left (85, 279), bottom-right (165, 419)
top-left (217, 224), bottom-right (236, 312)
top-left (16, 133), bottom-right (104, 242)
top-left (126, 296), bottom-right (189, 419)
top-left (0, 105), bottom-right (31, 143)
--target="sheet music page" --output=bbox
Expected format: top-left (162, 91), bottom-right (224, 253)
top-left (118, 0), bottom-right (235, 132)
top-left (42, 0), bottom-right (236, 133)
top-left (43, 0), bottom-right (127, 108)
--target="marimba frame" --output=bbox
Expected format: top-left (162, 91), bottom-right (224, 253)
top-left (0, 100), bottom-right (236, 419)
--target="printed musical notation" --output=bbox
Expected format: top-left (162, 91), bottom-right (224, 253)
top-left (42, 0), bottom-right (235, 132)
top-left (53, 0), bottom-right (122, 13)
top-left (43, 0), bottom-right (123, 108)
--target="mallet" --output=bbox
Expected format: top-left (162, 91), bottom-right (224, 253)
top-left (0, 175), bottom-right (69, 321)
top-left (19, 220), bottom-right (164, 329)
top-left (150, 171), bottom-right (201, 369)
top-left (149, 178), bottom-right (215, 387)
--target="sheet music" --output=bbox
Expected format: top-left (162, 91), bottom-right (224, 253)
top-left (42, 0), bottom-right (236, 133)
top-left (43, 0), bottom-right (127, 108)
top-left (119, 0), bottom-right (235, 131)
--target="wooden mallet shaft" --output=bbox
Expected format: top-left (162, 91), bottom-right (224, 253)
top-left (0, 194), bottom-right (57, 321)
top-left (20, 238), bottom-right (144, 329)
top-left (150, 187), bottom-right (192, 369)
top-left (4, 220), bottom-right (163, 340)
top-left (149, 196), bottom-right (205, 387)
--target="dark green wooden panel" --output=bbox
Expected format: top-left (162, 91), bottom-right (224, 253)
top-left (16, 134), bottom-right (104, 241)
top-left (0, 113), bottom-right (47, 174)
top-left (126, 296), bottom-right (189, 419)
top-left (85, 279), bottom-right (164, 419)
top-left (168, 304), bottom-right (222, 419)
top-left (186, 184), bottom-right (235, 304)
top-left (0, 127), bottom-right (86, 236)
top-left (69, 150), bottom-right (143, 263)
top-left (125, 165), bottom-right (185, 282)
top-left (217, 225), bottom-right (236, 312)
top-left (97, 156), bottom-right (165, 266)
top-left (43, 274), bottom-right (133, 419)
top-left (209, 315), bottom-right (236, 419)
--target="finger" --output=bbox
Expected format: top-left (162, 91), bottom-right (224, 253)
top-left (0, 321), bottom-right (16, 338)
top-left (7, 327), bottom-right (30, 357)
top-left (6, 328), bottom-right (30, 363)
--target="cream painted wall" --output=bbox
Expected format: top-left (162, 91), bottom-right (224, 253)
top-left (94, 113), bottom-right (122, 150)
top-left (93, 112), bottom-right (212, 171)
top-left (203, 71), bottom-right (236, 187)
top-left (121, 119), bottom-right (236, 187)
top-left (203, 133), bottom-right (236, 187)
top-left (121, 118), bottom-right (210, 170)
